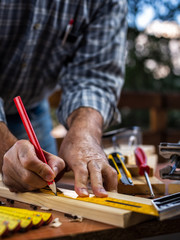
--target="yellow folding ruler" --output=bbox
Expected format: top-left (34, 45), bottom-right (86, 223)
top-left (41, 188), bottom-right (159, 217)
top-left (0, 206), bottom-right (52, 237)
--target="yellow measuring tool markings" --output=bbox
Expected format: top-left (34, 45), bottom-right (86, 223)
top-left (41, 188), bottom-right (159, 217)
top-left (0, 206), bottom-right (52, 237)
top-left (0, 209), bottom-right (31, 230)
top-left (0, 206), bottom-right (52, 224)
top-left (0, 217), bottom-right (20, 232)
top-left (0, 224), bottom-right (8, 237)
top-left (0, 207), bottom-right (42, 227)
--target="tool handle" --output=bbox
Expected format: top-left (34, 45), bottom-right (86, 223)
top-left (117, 153), bottom-right (132, 180)
top-left (14, 96), bottom-right (48, 164)
top-left (108, 154), bottom-right (122, 182)
top-left (134, 147), bottom-right (150, 176)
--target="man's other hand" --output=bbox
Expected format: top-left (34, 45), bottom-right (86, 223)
top-left (59, 107), bottom-right (118, 197)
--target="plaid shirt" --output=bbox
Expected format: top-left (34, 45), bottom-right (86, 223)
top-left (0, 0), bottom-right (127, 129)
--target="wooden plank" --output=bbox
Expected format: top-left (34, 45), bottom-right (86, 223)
top-left (103, 145), bottom-right (156, 164)
top-left (118, 176), bottom-right (165, 195)
top-left (168, 182), bottom-right (180, 195)
top-left (0, 181), bottom-right (154, 228)
top-left (127, 164), bottom-right (153, 177)
top-left (127, 155), bottom-right (158, 177)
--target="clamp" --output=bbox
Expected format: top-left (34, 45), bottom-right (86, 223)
top-left (159, 142), bottom-right (180, 180)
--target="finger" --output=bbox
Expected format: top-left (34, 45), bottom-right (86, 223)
top-left (17, 141), bottom-right (55, 182)
top-left (3, 149), bottom-right (30, 191)
top-left (3, 172), bottom-right (47, 192)
top-left (3, 174), bottom-right (27, 192)
top-left (102, 165), bottom-right (118, 192)
top-left (88, 161), bottom-right (108, 197)
top-left (20, 169), bottom-right (48, 190)
top-left (73, 165), bottom-right (89, 197)
top-left (43, 151), bottom-right (65, 177)
top-left (3, 154), bottom-right (47, 191)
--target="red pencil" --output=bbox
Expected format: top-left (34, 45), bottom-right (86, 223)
top-left (14, 96), bottom-right (57, 195)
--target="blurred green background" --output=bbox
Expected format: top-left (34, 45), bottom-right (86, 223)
top-left (120, 0), bottom-right (180, 131)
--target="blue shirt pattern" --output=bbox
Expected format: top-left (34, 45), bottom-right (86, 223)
top-left (0, 0), bottom-right (127, 129)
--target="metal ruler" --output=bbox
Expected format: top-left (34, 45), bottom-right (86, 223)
top-left (152, 192), bottom-right (180, 220)
top-left (41, 188), bottom-right (159, 217)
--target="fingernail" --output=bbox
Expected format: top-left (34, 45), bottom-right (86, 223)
top-left (80, 188), bottom-right (89, 196)
top-left (99, 188), bottom-right (108, 194)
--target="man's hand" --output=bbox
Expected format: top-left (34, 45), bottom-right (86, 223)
top-left (0, 122), bottom-right (65, 192)
top-left (59, 108), bottom-right (118, 197)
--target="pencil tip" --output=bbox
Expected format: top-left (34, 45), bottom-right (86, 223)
top-left (49, 182), bottom-right (57, 196)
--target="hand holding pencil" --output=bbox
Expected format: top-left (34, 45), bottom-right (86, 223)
top-left (1, 96), bottom-right (65, 194)
top-left (14, 96), bottom-right (58, 195)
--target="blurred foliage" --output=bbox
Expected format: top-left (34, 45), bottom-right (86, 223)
top-left (168, 110), bottom-right (180, 128)
top-left (119, 0), bottom-right (180, 130)
top-left (125, 0), bottom-right (180, 91)
top-left (125, 28), bottom-right (180, 92)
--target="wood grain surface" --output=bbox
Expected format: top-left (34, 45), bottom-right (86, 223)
top-left (0, 181), bottom-right (154, 228)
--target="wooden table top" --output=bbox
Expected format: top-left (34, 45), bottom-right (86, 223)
top-left (1, 195), bottom-right (180, 240)
top-left (1, 163), bottom-right (180, 240)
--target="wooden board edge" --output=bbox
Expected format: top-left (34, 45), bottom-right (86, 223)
top-left (0, 182), bottom-right (153, 228)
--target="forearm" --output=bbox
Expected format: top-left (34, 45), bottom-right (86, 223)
top-left (67, 107), bottom-right (103, 144)
top-left (0, 122), bottom-right (17, 171)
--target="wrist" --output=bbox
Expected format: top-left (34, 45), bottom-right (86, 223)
top-left (67, 107), bottom-right (103, 143)
top-left (0, 122), bottom-right (17, 171)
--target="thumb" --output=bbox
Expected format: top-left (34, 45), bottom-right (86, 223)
top-left (17, 141), bottom-right (55, 182)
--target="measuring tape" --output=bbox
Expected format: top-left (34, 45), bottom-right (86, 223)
top-left (0, 206), bottom-right (52, 237)
top-left (41, 188), bottom-right (159, 217)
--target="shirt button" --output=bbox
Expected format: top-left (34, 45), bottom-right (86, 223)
top-left (33, 23), bottom-right (41, 30)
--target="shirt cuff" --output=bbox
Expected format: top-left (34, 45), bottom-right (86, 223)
top-left (57, 89), bottom-right (121, 130)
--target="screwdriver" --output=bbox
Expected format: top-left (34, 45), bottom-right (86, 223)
top-left (134, 147), bottom-right (155, 198)
top-left (108, 152), bottom-right (133, 185)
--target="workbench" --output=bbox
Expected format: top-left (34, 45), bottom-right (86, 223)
top-left (1, 196), bottom-right (180, 240)
top-left (0, 163), bottom-right (180, 240)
